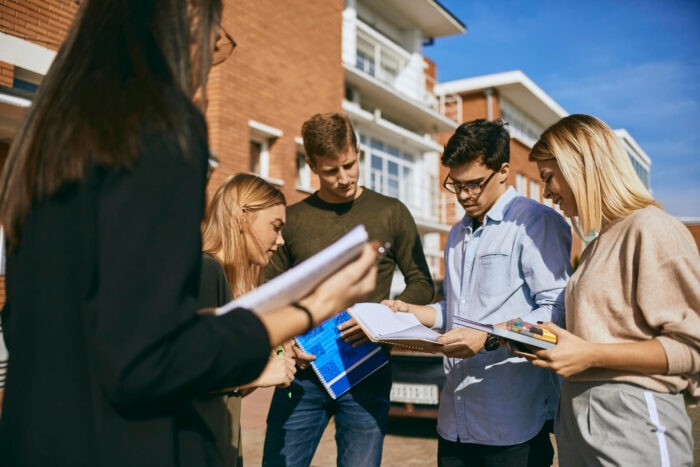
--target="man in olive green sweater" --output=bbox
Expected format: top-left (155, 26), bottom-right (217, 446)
top-left (262, 112), bottom-right (433, 467)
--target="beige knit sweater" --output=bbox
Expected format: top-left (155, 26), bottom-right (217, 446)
top-left (566, 206), bottom-right (699, 396)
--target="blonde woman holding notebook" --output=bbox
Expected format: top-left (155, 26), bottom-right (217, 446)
top-left (198, 173), bottom-right (298, 466)
top-left (528, 114), bottom-right (699, 467)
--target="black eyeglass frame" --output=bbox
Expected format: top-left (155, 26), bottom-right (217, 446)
top-left (443, 170), bottom-right (498, 196)
top-left (212, 27), bottom-right (237, 66)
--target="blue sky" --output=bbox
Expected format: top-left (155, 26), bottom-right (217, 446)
top-left (424, 0), bottom-right (700, 217)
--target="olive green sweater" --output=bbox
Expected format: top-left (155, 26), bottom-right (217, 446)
top-left (266, 188), bottom-right (434, 305)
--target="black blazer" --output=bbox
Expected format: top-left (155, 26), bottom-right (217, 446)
top-left (0, 111), bottom-right (270, 466)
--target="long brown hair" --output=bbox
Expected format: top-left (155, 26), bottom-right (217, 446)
top-left (0, 0), bottom-right (222, 249)
top-left (202, 173), bottom-right (286, 297)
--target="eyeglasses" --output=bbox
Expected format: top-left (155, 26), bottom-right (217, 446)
top-left (212, 27), bottom-right (236, 66)
top-left (443, 170), bottom-right (497, 196)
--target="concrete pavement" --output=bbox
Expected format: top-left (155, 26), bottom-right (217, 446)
top-left (241, 387), bottom-right (700, 466)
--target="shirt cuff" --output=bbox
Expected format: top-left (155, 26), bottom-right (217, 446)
top-left (429, 302), bottom-right (445, 331)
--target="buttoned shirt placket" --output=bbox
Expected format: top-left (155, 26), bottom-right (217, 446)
top-left (453, 219), bottom-right (485, 440)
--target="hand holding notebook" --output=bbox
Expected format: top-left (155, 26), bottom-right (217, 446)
top-left (347, 303), bottom-right (444, 353)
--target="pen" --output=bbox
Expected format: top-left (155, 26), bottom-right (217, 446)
top-left (371, 241), bottom-right (391, 260)
top-left (277, 346), bottom-right (292, 398)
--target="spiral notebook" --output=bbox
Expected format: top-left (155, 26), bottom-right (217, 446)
top-left (295, 310), bottom-right (389, 399)
top-left (347, 303), bottom-right (444, 353)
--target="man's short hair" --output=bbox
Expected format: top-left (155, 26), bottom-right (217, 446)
top-left (301, 112), bottom-right (358, 162)
top-left (442, 119), bottom-right (510, 170)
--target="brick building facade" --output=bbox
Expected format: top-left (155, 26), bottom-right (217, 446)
top-left (206, 0), bottom-right (345, 200)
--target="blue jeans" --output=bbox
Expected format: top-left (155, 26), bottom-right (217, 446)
top-left (262, 365), bottom-right (391, 467)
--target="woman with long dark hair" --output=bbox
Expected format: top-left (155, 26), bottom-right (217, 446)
top-left (0, 1), bottom-right (377, 465)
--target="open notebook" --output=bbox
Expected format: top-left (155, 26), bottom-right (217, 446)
top-left (347, 303), bottom-right (443, 353)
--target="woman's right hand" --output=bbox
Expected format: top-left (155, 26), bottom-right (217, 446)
top-left (382, 299), bottom-right (410, 313)
top-left (246, 351), bottom-right (297, 388)
top-left (299, 243), bottom-right (378, 325)
top-left (382, 299), bottom-right (436, 328)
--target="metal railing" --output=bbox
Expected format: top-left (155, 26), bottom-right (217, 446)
top-left (349, 21), bottom-right (462, 123)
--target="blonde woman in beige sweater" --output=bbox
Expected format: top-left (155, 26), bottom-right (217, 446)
top-left (528, 114), bottom-right (698, 467)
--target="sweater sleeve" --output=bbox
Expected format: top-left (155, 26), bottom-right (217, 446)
top-left (637, 245), bottom-right (700, 376)
top-left (391, 201), bottom-right (434, 305)
top-left (91, 123), bottom-right (270, 407)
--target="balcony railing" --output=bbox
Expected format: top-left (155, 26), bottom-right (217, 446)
top-left (348, 20), bottom-right (461, 123)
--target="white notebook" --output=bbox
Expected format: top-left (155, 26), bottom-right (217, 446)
top-left (215, 225), bottom-right (368, 315)
top-left (347, 303), bottom-right (443, 353)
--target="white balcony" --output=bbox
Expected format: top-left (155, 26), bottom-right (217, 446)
top-left (343, 19), bottom-right (459, 133)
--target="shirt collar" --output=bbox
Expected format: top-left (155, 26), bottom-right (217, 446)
top-left (460, 186), bottom-right (518, 229)
top-left (485, 186), bottom-right (518, 223)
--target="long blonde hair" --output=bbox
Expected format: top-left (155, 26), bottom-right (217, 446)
top-left (529, 114), bottom-right (661, 237)
top-left (202, 173), bottom-right (286, 297)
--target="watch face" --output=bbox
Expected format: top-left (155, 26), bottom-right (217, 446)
top-left (484, 335), bottom-right (500, 351)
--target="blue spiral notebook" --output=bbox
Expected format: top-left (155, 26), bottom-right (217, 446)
top-left (295, 310), bottom-right (389, 399)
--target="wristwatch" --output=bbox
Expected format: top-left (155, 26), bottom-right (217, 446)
top-left (484, 334), bottom-right (501, 351)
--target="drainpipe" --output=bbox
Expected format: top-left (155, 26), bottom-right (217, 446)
top-left (484, 88), bottom-right (494, 121)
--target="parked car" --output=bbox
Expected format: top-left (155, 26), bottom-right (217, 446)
top-left (389, 280), bottom-right (444, 418)
top-left (389, 348), bottom-right (444, 418)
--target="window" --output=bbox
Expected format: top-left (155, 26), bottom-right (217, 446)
top-left (250, 141), bottom-right (262, 174)
top-left (12, 67), bottom-right (42, 96)
top-left (248, 120), bottom-right (283, 181)
top-left (296, 151), bottom-right (311, 190)
top-left (500, 98), bottom-right (544, 147)
top-left (628, 154), bottom-right (650, 189)
top-left (356, 37), bottom-right (375, 76)
top-left (361, 135), bottom-right (415, 203)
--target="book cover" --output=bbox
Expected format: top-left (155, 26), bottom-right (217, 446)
top-left (452, 316), bottom-right (556, 350)
top-left (295, 310), bottom-right (389, 399)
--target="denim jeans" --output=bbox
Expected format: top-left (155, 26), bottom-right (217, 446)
top-left (262, 364), bottom-right (391, 467)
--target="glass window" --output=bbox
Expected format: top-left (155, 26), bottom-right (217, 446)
top-left (356, 37), bottom-right (375, 77)
top-left (362, 135), bottom-right (415, 206)
top-left (250, 141), bottom-right (262, 174)
top-left (296, 152), bottom-right (311, 189)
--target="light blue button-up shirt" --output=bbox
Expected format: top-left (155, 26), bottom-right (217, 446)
top-left (430, 187), bottom-right (571, 446)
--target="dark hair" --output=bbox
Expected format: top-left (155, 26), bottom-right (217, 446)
top-left (0, 0), bottom-right (223, 248)
top-left (301, 112), bottom-right (358, 162)
top-left (441, 119), bottom-right (510, 169)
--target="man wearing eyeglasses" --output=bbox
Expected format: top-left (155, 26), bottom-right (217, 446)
top-left (384, 119), bottom-right (572, 466)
